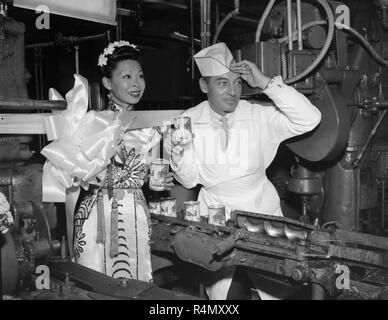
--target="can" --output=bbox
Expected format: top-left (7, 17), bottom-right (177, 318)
top-left (184, 201), bottom-right (201, 222)
top-left (149, 159), bottom-right (169, 191)
top-left (208, 205), bottom-right (226, 226)
top-left (149, 200), bottom-right (161, 215)
top-left (160, 197), bottom-right (177, 218)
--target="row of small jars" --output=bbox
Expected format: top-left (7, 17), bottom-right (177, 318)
top-left (149, 198), bottom-right (226, 227)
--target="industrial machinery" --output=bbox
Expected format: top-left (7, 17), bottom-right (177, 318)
top-left (229, 0), bottom-right (388, 234)
top-left (0, 7), bottom-right (61, 296)
top-left (0, 2), bottom-right (197, 300)
top-left (151, 0), bottom-right (388, 299)
top-left (151, 211), bottom-right (388, 300)
top-left (1, 0), bottom-right (388, 300)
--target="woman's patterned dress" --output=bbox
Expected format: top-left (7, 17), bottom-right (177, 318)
top-left (73, 97), bottom-right (160, 282)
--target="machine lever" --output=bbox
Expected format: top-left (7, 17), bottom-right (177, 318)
top-left (212, 235), bottom-right (236, 256)
top-left (353, 109), bottom-right (388, 168)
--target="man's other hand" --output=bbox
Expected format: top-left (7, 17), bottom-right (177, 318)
top-left (163, 129), bottom-right (184, 167)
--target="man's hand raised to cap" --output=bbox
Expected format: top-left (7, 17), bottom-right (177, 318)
top-left (230, 60), bottom-right (271, 90)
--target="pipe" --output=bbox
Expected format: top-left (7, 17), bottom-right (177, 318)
top-left (374, 100), bottom-right (388, 107)
top-left (170, 31), bottom-right (201, 45)
top-left (142, 0), bottom-right (188, 9)
top-left (200, 0), bottom-right (205, 47)
top-left (287, 0), bottom-right (293, 51)
top-left (213, 0), bottom-right (240, 44)
top-left (278, 20), bottom-right (326, 43)
top-left (74, 45), bottom-right (80, 74)
top-left (382, 180), bottom-right (385, 229)
top-left (0, 232), bottom-right (2, 297)
top-left (280, 20), bottom-right (388, 68)
top-left (0, 98), bottom-right (66, 110)
top-left (285, 0), bottom-right (335, 84)
top-left (25, 32), bottom-right (108, 49)
top-left (378, 0), bottom-right (388, 30)
top-left (296, 0), bottom-right (303, 50)
top-left (342, 23), bottom-right (388, 67)
top-left (351, 42), bottom-right (365, 70)
top-left (383, 7), bottom-right (388, 30)
top-left (116, 8), bottom-right (137, 17)
top-left (38, 47), bottom-right (44, 100)
top-left (206, 0), bottom-right (211, 47)
top-left (215, 1), bottom-right (220, 27)
top-left (255, 0), bottom-right (276, 43)
top-left (201, 0), bottom-right (210, 48)
top-left (33, 48), bottom-right (40, 100)
top-left (33, 46), bottom-right (46, 149)
top-left (232, 15), bottom-right (258, 24)
top-left (190, 0), bottom-right (195, 107)
top-left (0, 1), bottom-right (7, 17)
top-left (116, 0), bottom-right (122, 40)
top-left (281, 42), bottom-right (288, 79)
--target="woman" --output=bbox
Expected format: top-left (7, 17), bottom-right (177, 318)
top-left (73, 41), bottom-right (173, 282)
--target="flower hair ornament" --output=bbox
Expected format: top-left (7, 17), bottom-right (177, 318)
top-left (98, 40), bottom-right (139, 67)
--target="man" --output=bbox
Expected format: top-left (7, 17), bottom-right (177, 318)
top-left (164, 42), bottom-right (321, 300)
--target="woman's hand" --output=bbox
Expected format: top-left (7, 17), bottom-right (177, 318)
top-left (146, 171), bottom-right (175, 190)
top-left (229, 60), bottom-right (271, 90)
top-left (162, 172), bottom-right (175, 190)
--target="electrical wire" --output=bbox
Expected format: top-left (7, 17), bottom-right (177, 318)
top-left (255, 0), bottom-right (276, 43)
top-left (213, 0), bottom-right (240, 44)
top-left (279, 20), bottom-right (388, 67)
top-left (213, 6), bottom-right (240, 44)
top-left (283, 0), bottom-right (335, 84)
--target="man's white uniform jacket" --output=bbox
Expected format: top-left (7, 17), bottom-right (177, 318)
top-left (171, 76), bottom-right (322, 219)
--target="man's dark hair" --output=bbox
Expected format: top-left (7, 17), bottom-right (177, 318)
top-left (202, 76), bottom-right (211, 83)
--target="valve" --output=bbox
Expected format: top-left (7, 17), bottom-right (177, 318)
top-left (59, 272), bottom-right (74, 296)
top-left (291, 265), bottom-right (309, 282)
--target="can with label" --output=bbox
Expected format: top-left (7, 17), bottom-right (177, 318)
top-left (149, 200), bottom-right (161, 215)
top-left (149, 159), bottom-right (169, 191)
top-left (208, 205), bottom-right (226, 226)
top-left (160, 197), bottom-right (177, 218)
top-left (184, 201), bottom-right (201, 222)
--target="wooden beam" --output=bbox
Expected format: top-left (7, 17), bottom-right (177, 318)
top-left (0, 110), bottom-right (185, 135)
top-left (0, 98), bottom-right (66, 111)
top-left (0, 113), bottom-right (48, 134)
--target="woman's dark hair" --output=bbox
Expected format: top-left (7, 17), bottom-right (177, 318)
top-left (99, 45), bottom-right (141, 78)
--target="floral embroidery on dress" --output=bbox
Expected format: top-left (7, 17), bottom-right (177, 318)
top-left (108, 142), bottom-right (146, 189)
top-left (73, 93), bottom-right (156, 279)
top-left (74, 193), bottom-right (96, 260)
top-left (74, 232), bottom-right (86, 260)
